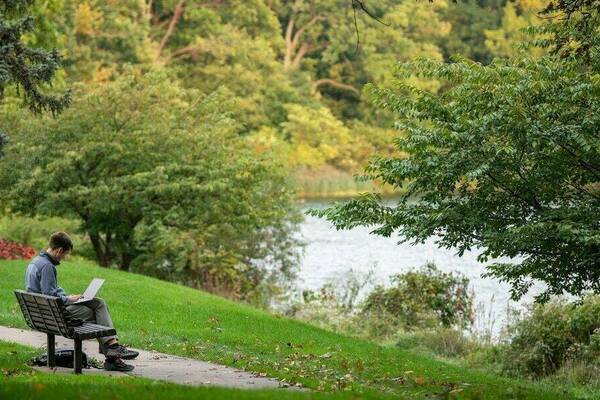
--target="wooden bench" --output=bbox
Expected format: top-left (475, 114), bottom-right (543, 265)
top-left (14, 290), bottom-right (116, 373)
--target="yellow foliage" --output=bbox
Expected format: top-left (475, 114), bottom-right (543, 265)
top-left (247, 126), bottom-right (289, 159)
top-left (91, 67), bottom-right (114, 83)
top-left (280, 104), bottom-right (352, 169)
top-left (75, 2), bottom-right (103, 36)
top-left (289, 143), bottom-right (327, 169)
top-left (485, 0), bottom-right (547, 58)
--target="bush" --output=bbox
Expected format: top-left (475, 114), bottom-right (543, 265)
top-left (553, 359), bottom-right (600, 386)
top-left (284, 264), bottom-right (475, 348)
top-left (360, 263), bottom-right (474, 330)
top-left (499, 296), bottom-right (600, 379)
top-left (283, 269), bottom-right (374, 332)
top-left (346, 308), bottom-right (405, 343)
top-left (0, 215), bottom-right (93, 259)
top-left (0, 238), bottom-right (35, 260)
top-left (397, 328), bottom-right (475, 358)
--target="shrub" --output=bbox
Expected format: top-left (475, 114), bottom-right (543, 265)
top-left (285, 264), bottom-right (475, 347)
top-left (0, 238), bottom-right (36, 260)
top-left (397, 328), bottom-right (475, 358)
top-left (499, 296), bottom-right (600, 379)
top-left (360, 263), bottom-right (474, 330)
top-left (346, 309), bottom-right (405, 343)
top-left (283, 269), bottom-right (375, 332)
top-left (0, 215), bottom-right (92, 258)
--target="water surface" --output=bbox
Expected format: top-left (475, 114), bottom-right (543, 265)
top-left (295, 198), bottom-right (540, 337)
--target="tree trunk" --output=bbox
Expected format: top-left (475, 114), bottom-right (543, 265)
top-left (89, 232), bottom-right (112, 267)
top-left (116, 227), bottom-right (139, 271)
top-left (156, 0), bottom-right (187, 59)
top-left (120, 251), bottom-right (133, 271)
top-left (283, 14), bottom-right (325, 70)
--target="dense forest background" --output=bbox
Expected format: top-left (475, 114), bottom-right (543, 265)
top-left (0, 0), bottom-right (548, 303)
top-left (4, 0), bottom-right (545, 191)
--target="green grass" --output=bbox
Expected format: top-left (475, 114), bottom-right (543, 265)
top-left (0, 340), bottom-right (347, 400)
top-left (0, 259), bottom-right (583, 399)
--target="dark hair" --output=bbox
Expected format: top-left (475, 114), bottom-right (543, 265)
top-left (49, 232), bottom-right (73, 252)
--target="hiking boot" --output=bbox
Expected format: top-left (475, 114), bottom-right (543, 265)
top-left (101, 343), bottom-right (139, 360)
top-left (104, 358), bottom-right (135, 372)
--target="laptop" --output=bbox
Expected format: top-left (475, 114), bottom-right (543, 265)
top-left (73, 278), bottom-right (105, 304)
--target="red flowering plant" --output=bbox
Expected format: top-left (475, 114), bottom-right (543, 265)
top-left (0, 238), bottom-right (36, 260)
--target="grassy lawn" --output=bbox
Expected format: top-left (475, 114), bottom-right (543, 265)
top-left (0, 340), bottom-right (348, 400)
top-left (0, 259), bottom-right (583, 399)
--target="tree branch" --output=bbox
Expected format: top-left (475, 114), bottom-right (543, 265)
top-left (284, 14), bottom-right (326, 70)
top-left (156, 0), bottom-right (186, 59)
top-left (351, 0), bottom-right (390, 53)
top-left (167, 45), bottom-right (201, 61)
top-left (485, 172), bottom-right (543, 211)
top-left (283, 14), bottom-right (296, 69)
top-left (313, 78), bottom-right (360, 95)
top-left (291, 15), bottom-right (325, 50)
top-left (290, 42), bottom-right (311, 68)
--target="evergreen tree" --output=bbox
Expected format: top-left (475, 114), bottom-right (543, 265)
top-left (0, 0), bottom-right (70, 113)
top-left (0, 0), bottom-right (70, 157)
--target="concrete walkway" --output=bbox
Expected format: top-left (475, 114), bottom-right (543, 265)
top-left (0, 326), bottom-right (298, 389)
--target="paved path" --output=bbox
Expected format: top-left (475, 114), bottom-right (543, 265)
top-left (0, 326), bottom-right (298, 390)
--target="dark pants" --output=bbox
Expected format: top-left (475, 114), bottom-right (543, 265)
top-left (65, 297), bottom-right (118, 346)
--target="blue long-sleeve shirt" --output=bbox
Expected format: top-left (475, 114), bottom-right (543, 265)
top-left (25, 251), bottom-right (70, 305)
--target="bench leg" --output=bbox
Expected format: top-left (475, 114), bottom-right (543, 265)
top-left (74, 338), bottom-right (82, 374)
top-left (47, 333), bottom-right (55, 368)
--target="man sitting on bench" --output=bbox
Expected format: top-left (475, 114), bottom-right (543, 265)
top-left (25, 231), bottom-right (138, 371)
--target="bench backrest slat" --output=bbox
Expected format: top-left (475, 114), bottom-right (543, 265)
top-left (14, 290), bottom-right (72, 337)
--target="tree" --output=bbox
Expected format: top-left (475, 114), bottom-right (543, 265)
top-left (438, 0), bottom-right (504, 64)
top-left (536, 0), bottom-right (600, 66)
top-left (0, 68), bottom-right (300, 300)
top-left (271, 0), bottom-right (450, 122)
top-left (56, 0), bottom-right (153, 81)
top-left (310, 54), bottom-right (600, 302)
top-left (149, 0), bottom-right (284, 64)
top-left (309, 0), bottom-right (600, 302)
top-left (145, 0), bottom-right (312, 135)
top-left (27, 0), bottom-right (448, 174)
top-left (0, 0), bottom-right (70, 156)
top-left (271, 0), bottom-right (333, 71)
top-left (485, 0), bottom-right (547, 59)
top-left (0, 0), bottom-right (70, 112)
top-left (253, 0), bottom-right (451, 174)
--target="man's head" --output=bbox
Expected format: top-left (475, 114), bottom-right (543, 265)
top-left (47, 231), bottom-right (73, 261)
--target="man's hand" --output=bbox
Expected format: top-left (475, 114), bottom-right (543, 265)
top-left (68, 294), bottom-right (82, 302)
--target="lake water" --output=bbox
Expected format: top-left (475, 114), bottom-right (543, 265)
top-left (294, 199), bottom-right (541, 338)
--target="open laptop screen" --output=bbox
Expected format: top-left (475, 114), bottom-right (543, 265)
top-left (75, 278), bottom-right (104, 303)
